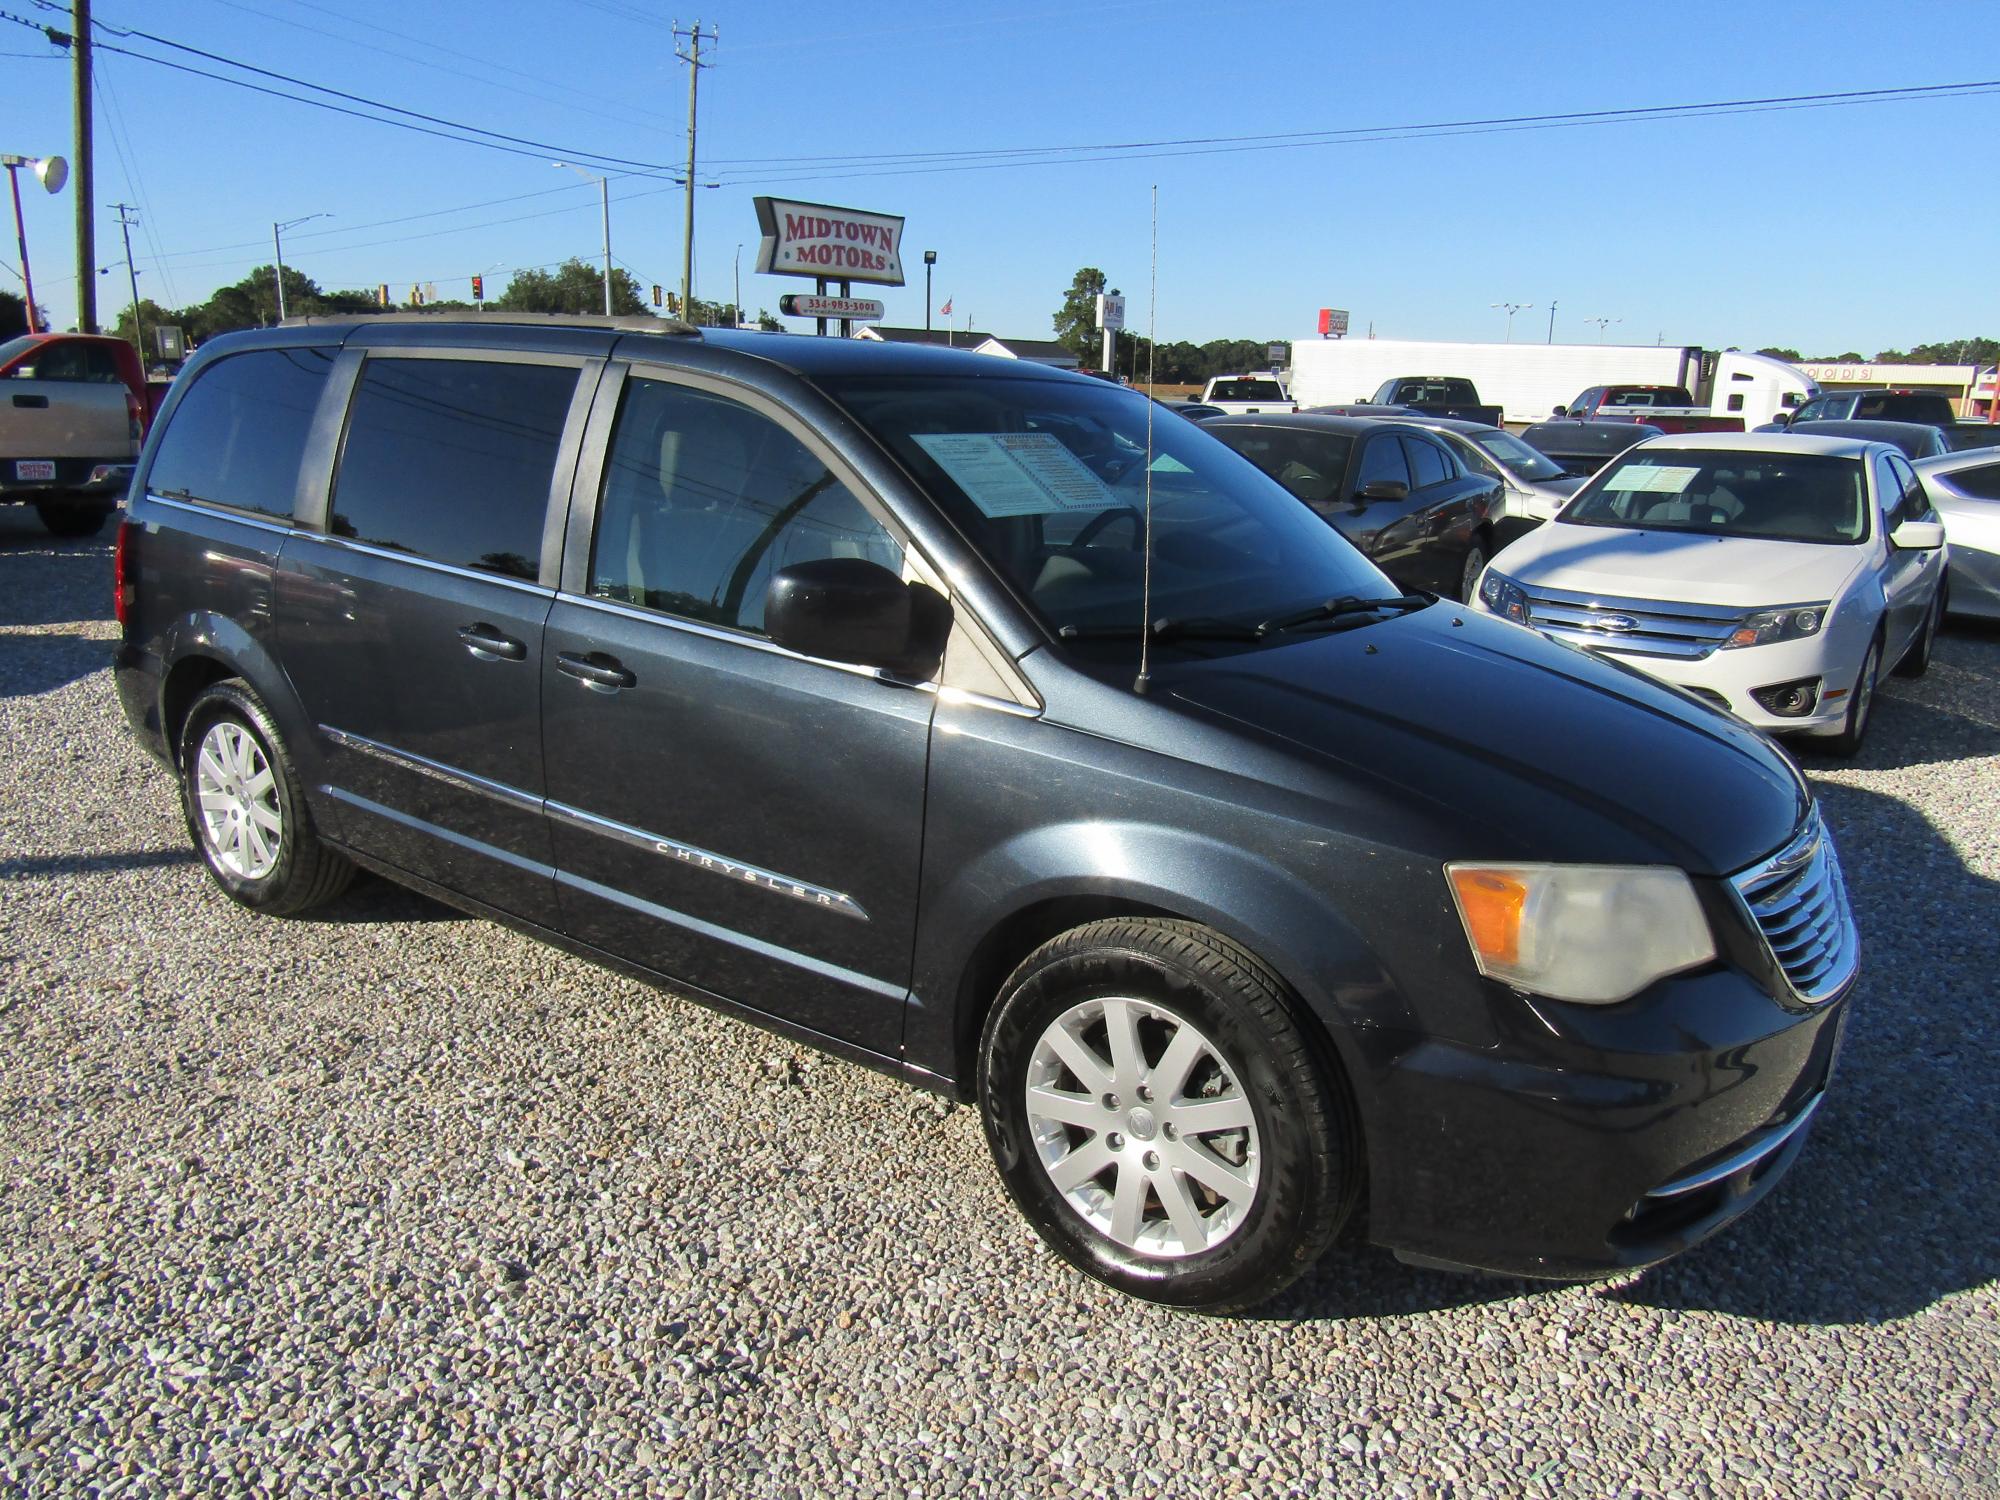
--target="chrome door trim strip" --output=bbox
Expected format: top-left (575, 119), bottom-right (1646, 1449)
top-left (318, 725), bottom-right (544, 814)
top-left (320, 785), bottom-right (558, 880)
top-left (295, 534), bottom-right (558, 597)
top-left (1644, 1092), bottom-right (1824, 1199)
top-left (144, 491), bottom-right (300, 538)
top-left (547, 797), bottom-right (870, 922)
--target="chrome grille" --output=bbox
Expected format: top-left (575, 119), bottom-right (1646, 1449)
top-left (1730, 809), bottom-right (1859, 1003)
top-left (1521, 582), bottom-right (1744, 659)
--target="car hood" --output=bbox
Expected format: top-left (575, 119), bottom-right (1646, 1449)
top-left (1162, 606), bottom-right (1806, 876)
top-left (1523, 473), bottom-right (1587, 502)
top-left (1494, 522), bottom-right (1864, 607)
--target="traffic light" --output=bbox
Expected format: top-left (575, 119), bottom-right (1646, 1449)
top-left (666, 292), bottom-right (680, 315)
top-left (651, 284), bottom-right (662, 308)
top-left (410, 285), bottom-right (423, 306)
top-left (376, 284), bottom-right (389, 308)
top-left (471, 275), bottom-right (485, 301)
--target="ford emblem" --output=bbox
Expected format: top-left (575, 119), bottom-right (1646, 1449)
top-left (1597, 614), bottom-right (1640, 633)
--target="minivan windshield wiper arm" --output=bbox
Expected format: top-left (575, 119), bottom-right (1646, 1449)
top-left (1060, 615), bottom-right (1264, 644)
top-left (1256, 594), bottom-right (1430, 636)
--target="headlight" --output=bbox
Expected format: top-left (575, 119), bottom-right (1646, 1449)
top-left (1445, 863), bottom-right (1716, 1004)
top-left (1477, 568), bottom-right (1530, 622)
top-left (1722, 603), bottom-right (1828, 649)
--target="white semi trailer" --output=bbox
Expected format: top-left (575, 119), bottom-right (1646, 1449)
top-left (1289, 339), bottom-right (1815, 428)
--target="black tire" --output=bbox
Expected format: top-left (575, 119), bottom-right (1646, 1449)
top-left (1893, 586), bottom-right (1944, 678)
top-left (1457, 536), bottom-right (1489, 604)
top-left (36, 502), bottom-right (110, 538)
top-left (1820, 635), bottom-right (1882, 759)
top-left (978, 918), bottom-right (1360, 1312)
top-left (178, 680), bottom-right (354, 915)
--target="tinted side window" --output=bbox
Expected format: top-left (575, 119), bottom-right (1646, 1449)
top-left (332, 357), bottom-right (577, 581)
top-left (1888, 455), bottom-right (1930, 523)
top-left (1402, 435), bottom-right (1451, 488)
top-left (589, 377), bottom-right (904, 635)
top-left (1951, 461), bottom-right (2000, 501)
top-left (25, 341), bottom-right (88, 381)
top-left (148, 347), bottom-right (336, 519)
top-left (1356, 434), bottom-right (1410, 491)
top-left (84, 345), bottom-right (124, 383)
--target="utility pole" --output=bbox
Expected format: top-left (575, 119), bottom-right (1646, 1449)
top-left (110, 201), bottom-right (143, 358)
top-left (1546, 300), bottom-right (1558, 344)
top-left (673, 20), bottom-right (715, 318)
top-left (72, 0), bottom-right (96, 332)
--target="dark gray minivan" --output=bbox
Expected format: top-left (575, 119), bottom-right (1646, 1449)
top-left (116, 315), bottom-right (1858, 1311)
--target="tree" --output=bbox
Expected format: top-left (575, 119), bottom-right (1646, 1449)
top-left (496, 258), bottom-right (644, 316)
top-left (108, 297), bottom-right (179, 356)
top-left (1756, 347), bottom-right (1802, 362)
top-left (0, 289), bottom-right (50, 338)
top-left (1052, 267), bottom-right (1108, 362)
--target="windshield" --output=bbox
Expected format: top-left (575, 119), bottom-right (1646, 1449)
top-left (819, 374), bottom-right (1393, 640)
top-left (1564, 450), bottom-right (1868, 545)
top-left (1471, 429), bottom-right (1567, 483)
top-left (1208, 379), bottom-right (1285, 401)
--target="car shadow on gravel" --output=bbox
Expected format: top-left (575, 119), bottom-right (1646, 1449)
top-left (0, 847), bottom-right (197, 879)
top-left (0, 525), bottom-right (112, 628)
top-left (295, 872), bottom-right (467, 925)
top-left (0, 632), bottom-right (111, 698)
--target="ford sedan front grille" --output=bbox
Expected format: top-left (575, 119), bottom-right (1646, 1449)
top-left (1729, 809), bottom-right (1859, 1003)
top-left (1521, 582), bottom-right (1744, 660)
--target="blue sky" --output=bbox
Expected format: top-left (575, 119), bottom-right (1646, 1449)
top-left (4, 0), bottom-right (1997, 355)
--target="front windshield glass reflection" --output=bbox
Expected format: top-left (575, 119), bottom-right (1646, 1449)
top-left (1564, 451), bottom-right (1867, 545)
top-left (820, 374), bottom-right (1393, 641)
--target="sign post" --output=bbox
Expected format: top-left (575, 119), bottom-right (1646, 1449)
top-left (1096, 290), bottom-right (1126, 377)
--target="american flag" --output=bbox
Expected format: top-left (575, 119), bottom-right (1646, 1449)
top-left (939, 297), bottom-right (953, 316)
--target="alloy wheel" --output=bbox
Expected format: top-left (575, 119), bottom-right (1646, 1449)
top-left (1023, 996), bottom-right (1261, 1258)
top-left (194, 720), bottom-right (283, 880)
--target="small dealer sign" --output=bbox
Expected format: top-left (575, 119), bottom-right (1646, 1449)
top-left (754, 197), bottom-right (907, 286)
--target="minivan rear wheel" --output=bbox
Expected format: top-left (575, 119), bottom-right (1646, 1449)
top-left (178, 680), bottom-right (354, 915)
top-left (978, 918), bottom-right (1359, 1312)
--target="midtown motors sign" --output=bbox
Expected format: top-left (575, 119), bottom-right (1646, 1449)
top-left (754, 197), bottom-right (906, 286)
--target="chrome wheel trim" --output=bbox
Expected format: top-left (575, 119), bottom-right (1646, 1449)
top-left (194, 720), bottom-right (282, 880)
top-left (1460, 547), bottom-right (1486, 604)
top-left (1024, 996), bottom-right (1261, 1259)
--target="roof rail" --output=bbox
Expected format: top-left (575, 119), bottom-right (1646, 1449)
top-left (278, 310), bottom-right (701, 336)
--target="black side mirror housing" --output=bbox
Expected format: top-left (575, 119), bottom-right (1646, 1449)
top-left (1769, 409), bottom-right (1792, 427)
top-left (765, 557), bottom-right (952, 680)
top-left (1551, 404), bottom-right (1568, 418)
top-left (1357, 479), bottom-right (1411, 504)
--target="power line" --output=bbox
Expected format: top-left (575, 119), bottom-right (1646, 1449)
top-left (83, 20), bottom-right (686, 176)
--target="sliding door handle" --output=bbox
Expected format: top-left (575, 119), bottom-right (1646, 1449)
top-left (457, 623), bottom-right (527, 661)
top-left (556, 650), bottom-right (636, 691)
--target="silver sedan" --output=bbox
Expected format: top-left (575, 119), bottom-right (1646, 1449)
top-left (1916, 449), bottom-right (2000, 619)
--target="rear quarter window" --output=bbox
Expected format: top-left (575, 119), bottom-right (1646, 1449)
top-left (330, 356), bottom-right (579, 581)
top-left (1951, 462), bottom-right (2000, 500)
top-left (147, 346), bottom-right (338, 519)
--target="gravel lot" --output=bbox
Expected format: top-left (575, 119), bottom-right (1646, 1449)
top-left (1, 507), bottom-right (1996, 1499)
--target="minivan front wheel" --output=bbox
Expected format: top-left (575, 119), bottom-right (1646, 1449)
top-left (178, 680), bottom-right (354, 915)
top-left (979, 919), bottom-right (1359, 1312)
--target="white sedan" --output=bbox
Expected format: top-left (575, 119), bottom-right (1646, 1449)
top-left (1915, 447), bottom-right (2000, 619)
top-left (1473, 432), bottom-right (1948, 756)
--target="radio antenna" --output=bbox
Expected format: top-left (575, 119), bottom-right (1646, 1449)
top-left (1134, 184), bottom-right (1159, 696)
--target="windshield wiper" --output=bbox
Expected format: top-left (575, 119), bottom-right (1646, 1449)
top-left (1060, 615), bottom-right (1263, 644)
top-left (1256, 594), bottom-right (1430, 636)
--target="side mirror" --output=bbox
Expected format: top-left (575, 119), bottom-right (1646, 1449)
top-left (765, 557), bottom-right (952, 679)
top-left (1769, 410), bottom-right (1792, 427)
top-left (1357, 479), bottom-right (1411, 503)
top-left (1890, 518), bottom-right (1945, 551)
top-left (1551, 405), bottom-right (1568, 418)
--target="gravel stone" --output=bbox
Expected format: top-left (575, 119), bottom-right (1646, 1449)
top-left (2, 511), bottom-right (1997, 1497)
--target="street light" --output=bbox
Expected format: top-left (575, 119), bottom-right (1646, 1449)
top-left (923, 249), bottom-right (937, 339)
top-left (553, 162), bottom-right (612, 317)
top-left (273, 212), bottom-right (331, 322)
top-left (734, 242), bottom-right (742, 327)
top-left (1585, 317), bottom-right (1622, 342)
top-left (2, 152), bottom-right (68, 334)
top-left (1490, 301), bottom-right (1532, 343)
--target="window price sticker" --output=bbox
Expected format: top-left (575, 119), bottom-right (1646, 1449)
top-left (914, 432), bottom-right (1117, 518)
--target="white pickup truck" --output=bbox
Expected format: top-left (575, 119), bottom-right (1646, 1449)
top-left (1199, 372), bottom-right (1297, 416)
top-left (1, 332), bottom-right (145, 536)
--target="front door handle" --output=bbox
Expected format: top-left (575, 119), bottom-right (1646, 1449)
top-left (457, 623), bottom-right (527, 661)
top-left (556, 650), bottom-right (636, 691)
top-left (11, 394), bottom-right (49, 409)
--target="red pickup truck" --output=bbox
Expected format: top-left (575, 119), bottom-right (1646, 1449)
top-left (1552, 384), bottom-right (1745, 434)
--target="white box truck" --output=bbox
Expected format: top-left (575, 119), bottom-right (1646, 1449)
top-left (1290, 339), bottom-right (1815, 428)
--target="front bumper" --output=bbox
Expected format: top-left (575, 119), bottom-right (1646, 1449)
top-left (1587, 635), bottom-right (1858, 734)
top-left (1363, 962), bottom-right (1851, 1280)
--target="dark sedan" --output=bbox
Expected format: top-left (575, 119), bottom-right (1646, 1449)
top-left (1784, 418), bottom-right (1951, 461)
top-left (1205, 413), bottom-right (1503, 601)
